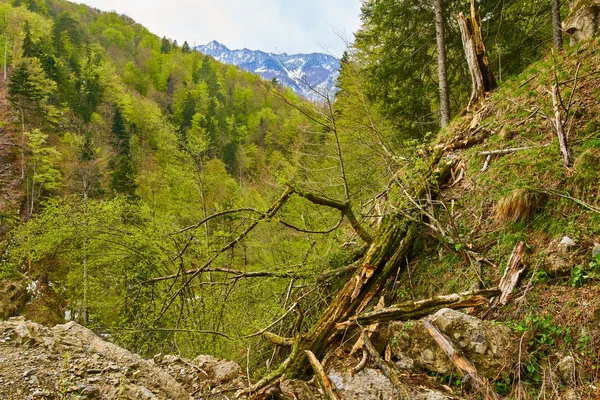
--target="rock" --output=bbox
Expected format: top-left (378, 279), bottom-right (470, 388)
top-left (81, 385), bottom-right (100, 398)
top-left (137, 386), bottom-right (158, 400)
top-left (328, 368), bottom-right (393, 399)
top-left (562, 388), bottom-right (581, 400)
top-left (556, 355), bottom-right (576, 384)
top-left (559, 236), bottom-right (576, 254)
top-left (389, 308), bottom-right (519, 379)
top-left (279, 379), bottom-right (324, 400)
top-left (544, 236), bottom-right (578, 276)
top-left (0, 318), bottom-right (192, 399)
top-left (326, 367), bottom-right (453, 400)
top-left (29, 374), bottom-right (39, 385)
top-left (193, 354), bottom-right (243, 384)
top-left (563, 0), bottom-right (600, 44)
top-left (592, 243), bottom-right (600, 258)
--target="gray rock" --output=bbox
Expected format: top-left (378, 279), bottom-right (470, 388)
top-left (559, 236), bottom-right (576, 253)
top-left (23, 368), bottom-right (37, 378)
top-left (556, 355), bottom-right (576, 384)
top-left (592, 243), bottom-right (600, 258)
top-left (193, 354), bottom-right (243, 384)
top-left (81, 385), bottom-right (100, 398)
top-left (389, 308), bottom-right (518, 379)
top-left (137, 386), bottom-right (158, 400)
top-left (545, 237), bottom-right (578, 276)
top-left (562, 388), bottom-right (581, 400)
top-left (327, 367), bottom-right (453, 400)
top-left (279, 379), bottom-right (323, 400)
top-left (564, 0), bottom-right (600, 44)
top-left (29, 374), bottom-right (39, 386)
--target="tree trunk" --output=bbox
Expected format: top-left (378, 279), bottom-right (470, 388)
top-left (552, 0), bottom-right (563, 50)
top-left (435, 0), bottom-right (451, 127)
top-left (458, 0), bottom-right (497, 111)
top-left (282, 150), bottom-right (454, 379)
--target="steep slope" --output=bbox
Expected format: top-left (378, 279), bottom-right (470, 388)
top-left (0, 79), bottom-right (22, 226)
top-left (196, 40), bottom-right (339, 101)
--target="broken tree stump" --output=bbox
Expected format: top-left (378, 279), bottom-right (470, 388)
top-left (458, 0), bottom-right (497, 111)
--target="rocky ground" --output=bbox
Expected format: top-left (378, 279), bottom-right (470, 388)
top-left (0, 316), bottom-right (460, 399)
top-left (1, 302), bottom-right (597, 399)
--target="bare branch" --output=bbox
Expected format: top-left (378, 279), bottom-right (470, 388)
top-left (289, 184), bottom-right (372, 244)
top-left (174, 208), bottom-right (263, 234)
top-left (153, 188), bottom-right (294, 321)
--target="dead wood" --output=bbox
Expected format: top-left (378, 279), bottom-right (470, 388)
top-left (262, 331), bottom-right (295, 347)
top-left (288, 184), bottom-right (373, 244)
top-left (305, 350), bottom-right (343, 400)
top-left (457, 0), bottom-right (497, 111)
top-left (478, 146), bottom-right (546, 156)
top-left (274, 150), bottom-right (455, 383)
top-left (492, 241), bottom-right (526, 307)
top-left (349, 296), bottom-right (385, 356)
top-left (424, 318), bottom-right (502, 400)
top-left (362, 333), bottom-right (410, 397)
top-left (337, 288), bottom-right (500, 328)
top-left (551, 84), bottom-right (571, 167)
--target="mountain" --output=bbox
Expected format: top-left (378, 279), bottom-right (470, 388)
top-left (196, 40), bottom-right (339, 101)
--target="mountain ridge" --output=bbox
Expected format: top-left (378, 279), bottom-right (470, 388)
top-left (196, 40), bottom-right (339, 101)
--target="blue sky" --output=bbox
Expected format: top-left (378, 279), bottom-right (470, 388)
top-left (75, 0), bottom-right (363, 57)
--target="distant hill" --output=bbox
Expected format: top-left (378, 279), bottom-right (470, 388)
top-left (196, 40), bottom-right (339, 101)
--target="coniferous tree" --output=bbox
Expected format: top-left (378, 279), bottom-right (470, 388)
top-left (160, 36), bottom-right (171, 53)
top-left (22, 21), bottom-right (38, 58)
top-left (109, 107), bottom-right (136, 196)
top-left (181, 40), bottom-right (191, 53)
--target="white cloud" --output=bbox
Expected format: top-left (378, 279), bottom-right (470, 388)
top-left (75, 0), bottom-right (362, 56)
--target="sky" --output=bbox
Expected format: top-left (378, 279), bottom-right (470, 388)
top-left (75, 0), bottom-right (363, 57)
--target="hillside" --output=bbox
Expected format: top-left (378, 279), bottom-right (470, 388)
top-left (1, 0), bottom-right (600, 399)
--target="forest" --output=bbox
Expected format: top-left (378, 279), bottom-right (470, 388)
top-left (1, 0), bottom-right (600, 398)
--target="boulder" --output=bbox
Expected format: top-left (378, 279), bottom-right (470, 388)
top-left (389, 308), bottom-right (519, 379)
top-left (592, 243), bottom-right (600, 258)
top-left (544, 236), bottom-right (578, 276)
top-left (563, 0), bottom-right (600, 44)
top-left (326, 367), bottom-right (453, 400)
top-left (555, 355), bottom-right (576, 384)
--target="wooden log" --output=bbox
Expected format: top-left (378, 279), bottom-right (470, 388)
top-left (493, 241), bottom-right (526, 306)
top-left (305, 350), bottom-right (343, 400)
top-left (337, 288), bottom-right (500, 328)
top-left (282, 150), bottom-right (455, 380)
top-left (424, 318), bottom-right (502, 400)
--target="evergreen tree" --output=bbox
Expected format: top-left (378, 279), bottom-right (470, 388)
top-left (22, 21), bottom-right (38, 58)
top-left (160, 36), bottom-right (171, 54)
top-left (109, 106), bottom-right (136, 196)
top-left (181, 40), bottom-right (191, 53)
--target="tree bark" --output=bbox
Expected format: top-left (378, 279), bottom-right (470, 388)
top-left (338, 288), bottom-right (500, 327)
top-left (552, 0), bottom-right (563, 50)
top-left (458, 0), bottom-right (497, 111)
top-left (305, 350), bottom-right (343, 400)
top-left (435, 0), bottom-right (451, 127)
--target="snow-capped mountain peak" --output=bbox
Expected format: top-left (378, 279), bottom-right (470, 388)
top-left (196, 41), bottom-right (339, 101)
